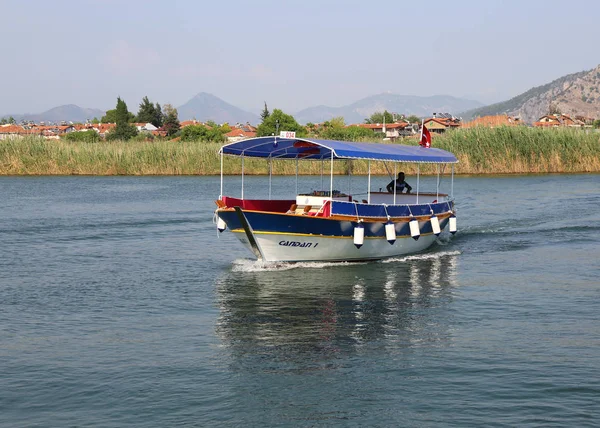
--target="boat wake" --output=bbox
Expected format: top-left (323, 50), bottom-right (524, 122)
top-left (231, 249), bottom-right (461, 272)
top-left (231, 258), bottom-right (367, 272)
top-left (381, 250), bottom-right (461, 264)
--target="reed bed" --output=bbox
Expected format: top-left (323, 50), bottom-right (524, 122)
top-left (1, 127), bottom-right (599, 176)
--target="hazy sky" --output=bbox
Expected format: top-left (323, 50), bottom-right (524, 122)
top-left (1, 0), bottom-right (599, 115)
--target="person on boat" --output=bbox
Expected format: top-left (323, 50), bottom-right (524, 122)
top-left (386, 172), bottom-right (412, 194)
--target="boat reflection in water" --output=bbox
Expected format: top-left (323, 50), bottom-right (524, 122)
top-left (214, 251), bottom-right (459, 370)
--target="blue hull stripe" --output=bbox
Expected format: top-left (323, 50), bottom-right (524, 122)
top-left (218, 210), bottom-right (450, 238)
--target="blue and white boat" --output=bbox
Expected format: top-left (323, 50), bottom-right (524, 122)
top-left (215, 136), bottom-right (458, 262)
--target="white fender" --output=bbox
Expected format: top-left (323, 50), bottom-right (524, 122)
top-left (217, 217), bottom-right (227, 233)
top-left (385, 221), bottom-right (396, 245)
top-left (409, 218), bottom-right (420, 241)
top-left (353, 223), bottom-right (364, 249)
top-left (430, 215), bottom-right (441, 236)
top-left (449, 214), bottom-right (457, 234)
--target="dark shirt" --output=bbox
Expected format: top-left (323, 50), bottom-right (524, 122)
top-left (386, 179), bottom-right (412, 193)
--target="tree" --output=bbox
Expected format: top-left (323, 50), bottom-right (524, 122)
top-left (106, 97), bottom-right (138, 141)
top-left (154, 103), bottom-right (163, 128)
top-left (330, 116), bottom-right (345, 128)
top-left (180, 124), bottom-right (229, 142)
top-left (102, 108), bottom-right (134, 123)
top-left (91, 117), bottom-right (100, 124)
top-left (1, 116), bottom-right (16, 125)
top-left (406, 115), bottom-right (421, 124)
top-left (256, 109), bottom-right (306, 137)
top-left (260, 102), bottom-right (270, 122)
top-left (593, 119), bottom-right (600, 129)
top-left (136, 96), bottom-right (163, 127)
top-left (365, 110), bottom-right (395, 124)
top-left (162, 104), bottom-right (180, 136)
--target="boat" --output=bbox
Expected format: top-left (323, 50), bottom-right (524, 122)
top-left (214, 136), bottom-right (458, 262)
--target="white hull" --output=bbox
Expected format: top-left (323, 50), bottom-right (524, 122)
top-left (233, 231), bottom-right (439, 262)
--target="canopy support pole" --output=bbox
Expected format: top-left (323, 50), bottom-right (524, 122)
top-left (416, 164), bottom-right (420, 205)
top-left (367, 160), bottom-right (371, 204)
top-left (241, 153), bottom-right (244, 200)
top-left (321, 158), bottom-right (324, 190)
top-left (451, 164), bottom-right (454, 199)
top-left (219, 149), bottom-right (223, 200)
top-left (330, 151), bottom-right (334, 199)
top-left (295, 157), bottom-right (299, 196)
top-left (347, 161), bottom-right (351, 196)
top-left (393, 163), bottom-right (397, 205)
top-left (436, 164), bottom-right (440, 200)
top-left (268, 156), bottom-right (272, 200)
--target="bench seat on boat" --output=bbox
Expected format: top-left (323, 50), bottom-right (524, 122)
top-left (221, 196), bottom-right (296, 213)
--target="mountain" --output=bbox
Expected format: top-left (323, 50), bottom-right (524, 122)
top-left (3, 104), bottom-right (105, 123)
top-left (177, 92), bottom-right (259, 124)
top-left (294, 94), bottom-right (484, 124)
top-left (461, 65), bottom-right (600, 123)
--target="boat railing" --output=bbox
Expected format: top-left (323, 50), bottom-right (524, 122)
top-left (330, 200), bottom-right (453, 219)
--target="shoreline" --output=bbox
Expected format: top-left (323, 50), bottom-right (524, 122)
top-left (1, 127), bottom-right (599, 176)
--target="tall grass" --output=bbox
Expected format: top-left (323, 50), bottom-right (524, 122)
top-left (1, 127), bottom-right (599, 176)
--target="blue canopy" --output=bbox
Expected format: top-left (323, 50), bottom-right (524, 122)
top-left (219, 136), bottom-right (458, 164)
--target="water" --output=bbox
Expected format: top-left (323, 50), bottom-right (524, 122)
top-left (1, 174), bottom-right (599, 427)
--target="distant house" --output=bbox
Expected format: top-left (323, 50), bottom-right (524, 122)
top-left (575, 115), bottom-right (595, 126)
top-left (462, 115), bottom-right (523, 128)
top-left (180, 120), bottom-right (202, 128)
top-left (134, 122), bottom-right (158, 132)
top-left (0, 124), bottom-right (26, 139)
top-left (533, 114), bottom-right (584, 128)
top-left (91, 123), bottom-right (116, 137)
top-left (225, 124), bottom-right (257, 142)
top-left (0, 124), bottom-right (78, 139)
top-left (423, 113), bottom-right (461, 133)
top-left (354, 121), bottom-right (411, 139)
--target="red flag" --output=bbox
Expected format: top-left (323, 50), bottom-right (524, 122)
top-left (420, 124), bottom-right (431, 148)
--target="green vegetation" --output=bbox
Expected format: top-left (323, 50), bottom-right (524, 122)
top-left (106, 97), bottom-right (138, 141)
top-left (135, 96), bottom-right (163, 127)
top-left (311, 117), bottom-right (376, 140)
top-left (260, 102), bottom-right (270, 122)
top-left (162, 104), bottom-right (180, 137)
top-left (62, 130), bottom-right (100, 143)
top-left (101, 106), bottom-right (135, 124)
top-left (180, 123), bottom-right (230, 142)
top-left (256, 108), bottom-right (306, 137)
top-left (0, 116), bottom-right (16, 125)
top-left (1, 127), bottom-right (599, 176)
top-left (365, 110), bottom-right (395, 124)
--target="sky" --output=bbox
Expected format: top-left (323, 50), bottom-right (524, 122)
top-left (1, 0), bottom-right (599, 115)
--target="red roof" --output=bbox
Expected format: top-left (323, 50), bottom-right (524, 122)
top-left (462, 115), bottom-right (522, 128)
top-left (354, 122), bottom-right (408, 129)
top-left (225, 127), bottom-right (257, 138)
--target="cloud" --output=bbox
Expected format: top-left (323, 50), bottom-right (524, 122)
top-left (104, 40), bottom-right (161, 75)
top-left (168, 62), bottom-right (279, 83)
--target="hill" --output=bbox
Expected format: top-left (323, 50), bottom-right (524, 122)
top-left (294, 94), bottom-right (484, 124)
top-left (4, 104), bottom-right (105, 123)
top-left (461, 65), bottom-right (600, 123)
top-left (177, 92), bottom-right (259, 124)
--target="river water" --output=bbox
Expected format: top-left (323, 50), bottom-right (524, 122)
top-left (1, 174), bottom-right (599, 427)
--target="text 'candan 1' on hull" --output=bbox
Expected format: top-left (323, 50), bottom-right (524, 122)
top-left (214, 134), bottom-right (458, 263)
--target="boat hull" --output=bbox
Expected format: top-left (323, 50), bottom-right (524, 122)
top-left (217, 209), bottom-right (450, 262)
top-left (232, 230), bottom-right (440, 262)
